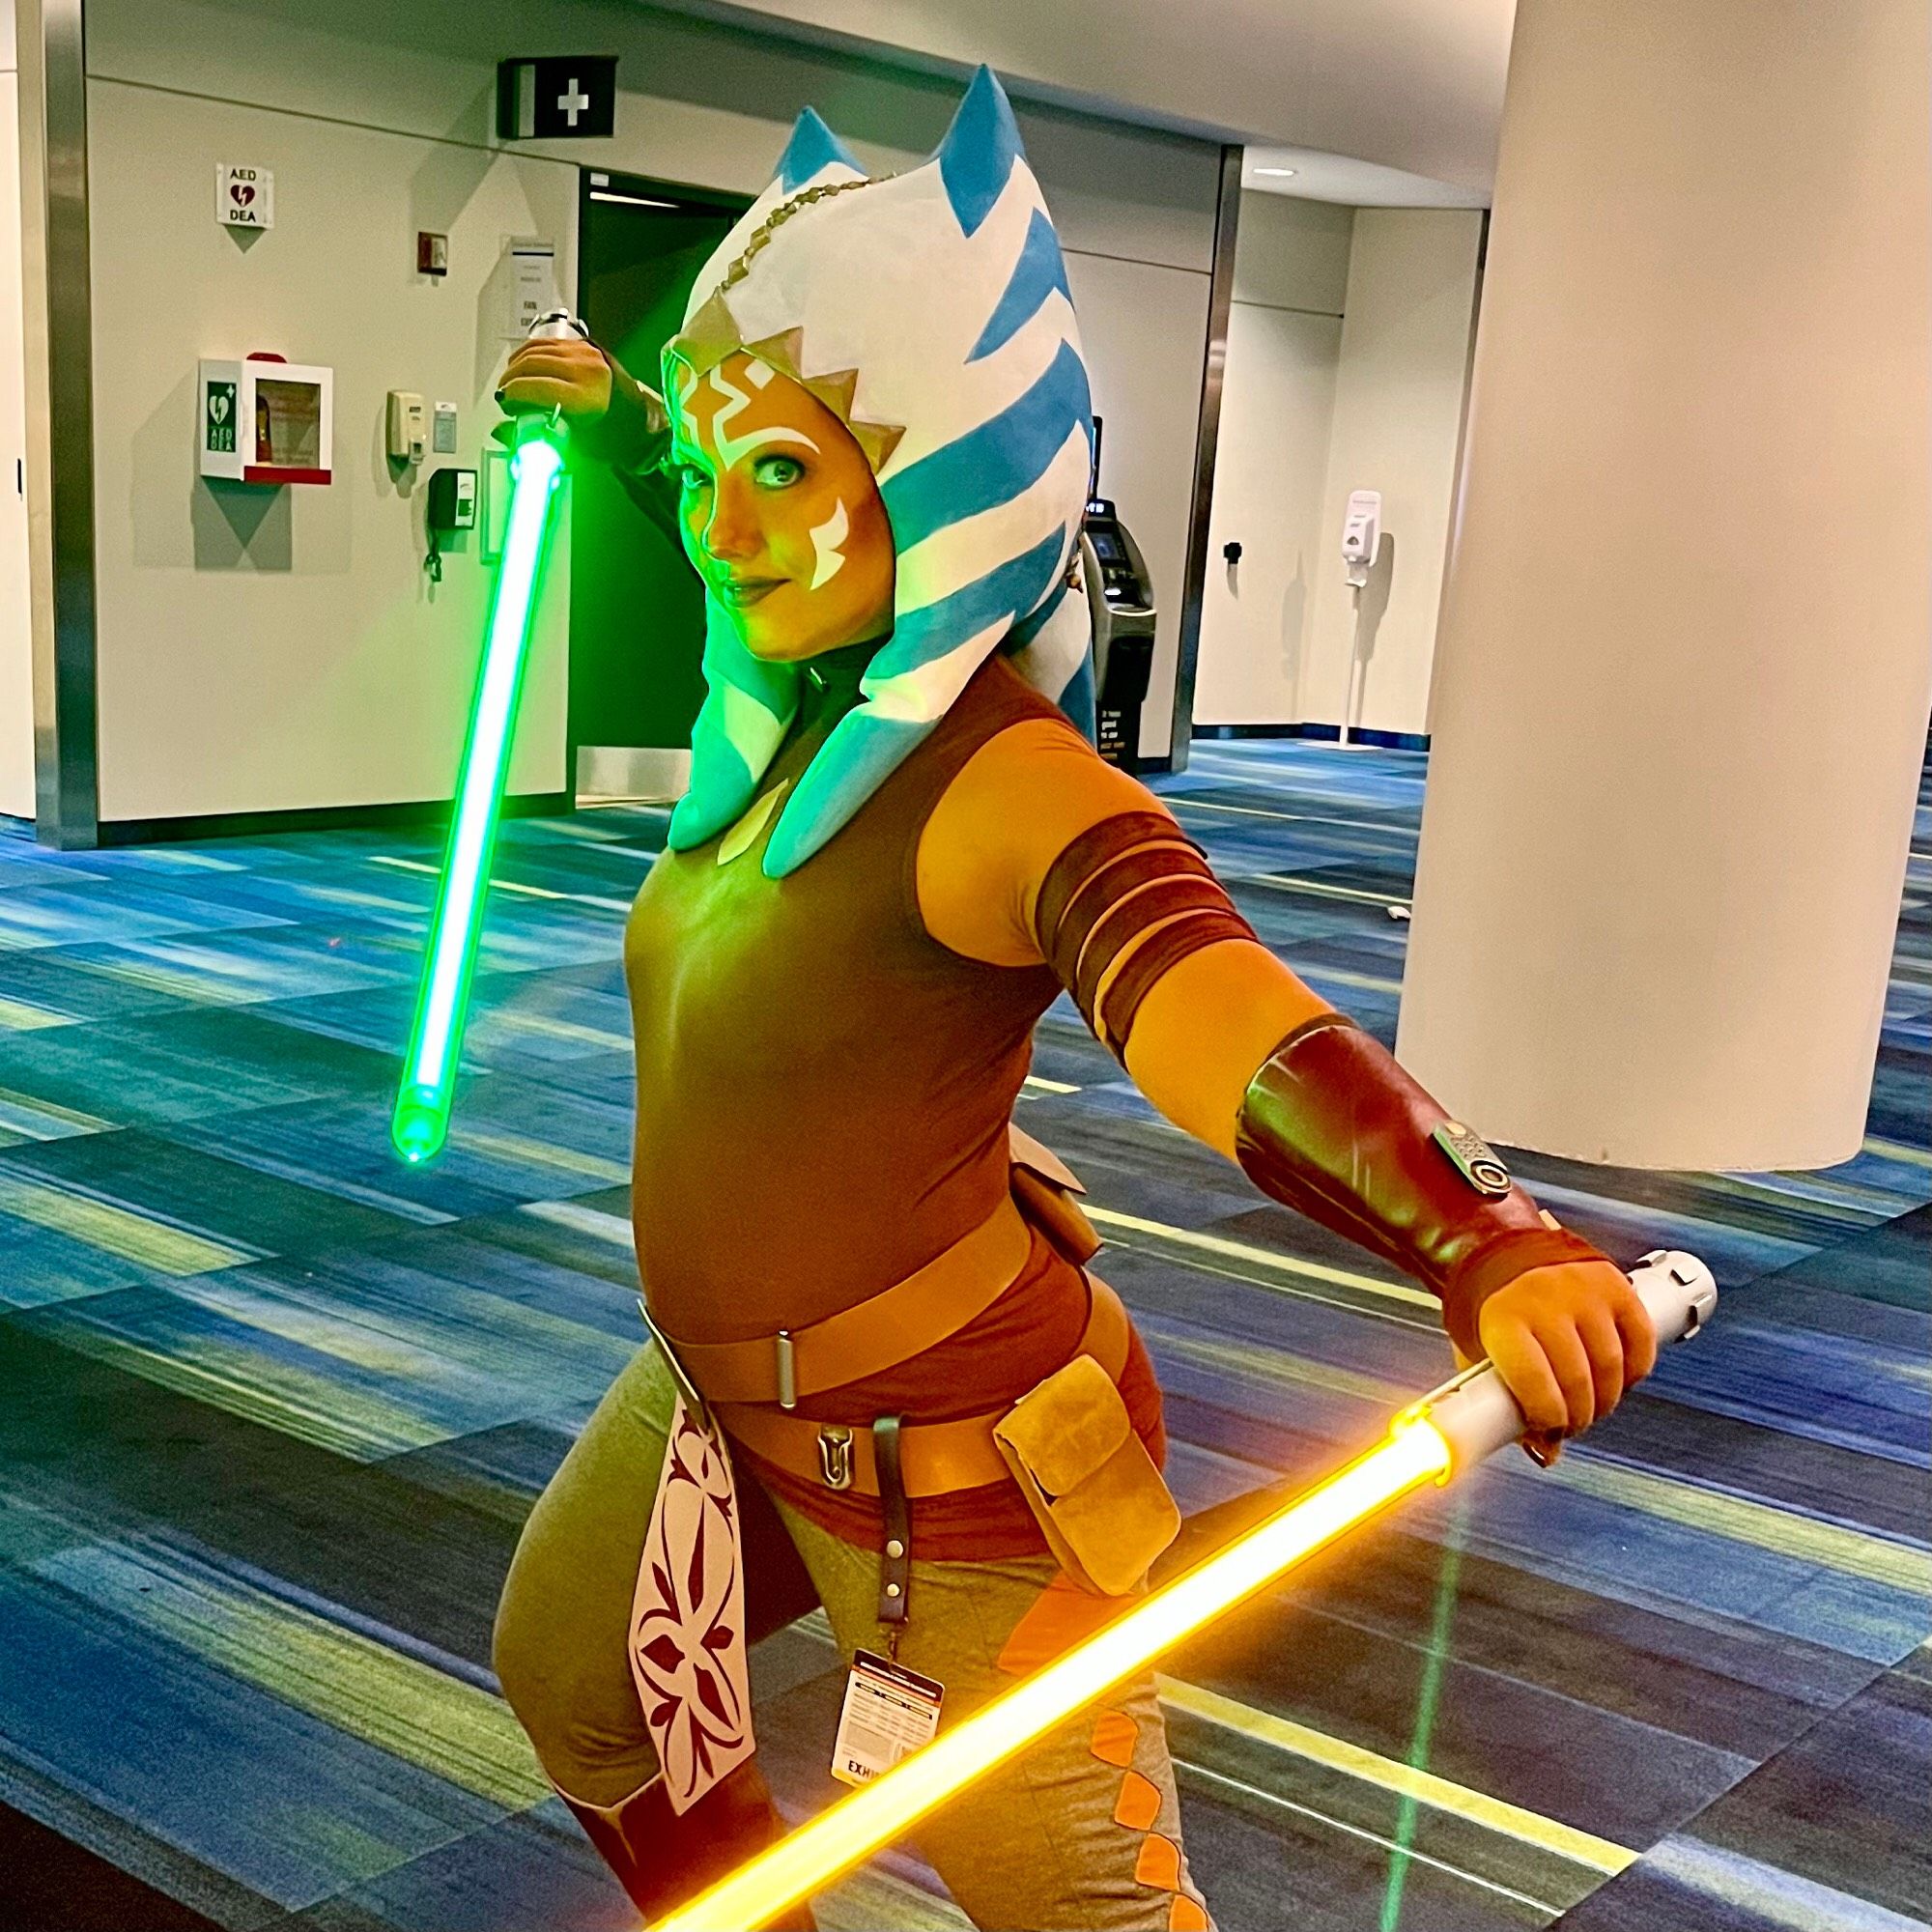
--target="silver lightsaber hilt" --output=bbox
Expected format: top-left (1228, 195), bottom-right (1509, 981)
top-left (1414, 1249), bottom-right (1717, 1472)
top-left (527, 307), bottom-right (589, 342)
top-left (523, 307), bottom-right (671, 444)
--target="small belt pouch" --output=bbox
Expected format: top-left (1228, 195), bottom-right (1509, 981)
top-left (993, 1353), bottom-right (1179, 1597)
top-left (1009, 1123), bottom-right (1103, 1268)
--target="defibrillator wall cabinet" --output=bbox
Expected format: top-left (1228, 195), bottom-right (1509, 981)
top-left (197, 355), bottom-right (334, 485)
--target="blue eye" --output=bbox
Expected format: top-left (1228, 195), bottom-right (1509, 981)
top-left (677, 465), bottom-right (711, 494)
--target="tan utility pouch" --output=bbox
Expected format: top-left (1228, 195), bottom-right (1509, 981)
top-left (994, 1353), bottom-right (1180, 1597)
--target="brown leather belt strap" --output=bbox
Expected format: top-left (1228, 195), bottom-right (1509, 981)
top-left (654, 1194), bottom-right (1034, 1407)
top-left (718, 1276), bottom-right (1131, 1500)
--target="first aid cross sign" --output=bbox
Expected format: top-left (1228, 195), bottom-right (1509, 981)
top-left (497, 57), bottom-right (618, 141)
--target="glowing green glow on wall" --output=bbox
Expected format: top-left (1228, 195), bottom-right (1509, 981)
top-left (391, 417), bottom-right (566, 1165)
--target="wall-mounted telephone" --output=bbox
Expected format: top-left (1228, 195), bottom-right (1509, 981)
top-left (386, 390), bottom-right (427, 464)
top-left (1341, 489), bottom-right (1381, 588)
top-left (424, 466), bottom-right (478, 581)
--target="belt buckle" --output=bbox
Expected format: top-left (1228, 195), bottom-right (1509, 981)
top-left (816, 1425), bottom-right (854, 1492)
top-left (775, 1329), bottom-right (798, 1410)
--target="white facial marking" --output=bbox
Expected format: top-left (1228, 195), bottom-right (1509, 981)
top-left (808, 498), bottom-right (850, 589)
top-left (702, 365), bottom-right (822, 469)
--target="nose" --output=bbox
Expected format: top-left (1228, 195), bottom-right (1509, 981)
top-left (700, 473), bottom-right (760, 565)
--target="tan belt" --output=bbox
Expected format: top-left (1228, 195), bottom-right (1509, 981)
top-left (652, 1193), bottom-right (1035, 1409)
top-left (717, 1275), bottom-right (1131, 1498)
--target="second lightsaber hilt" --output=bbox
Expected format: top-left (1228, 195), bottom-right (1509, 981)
top-left (1414, 1247), bottom-right (1719, 1468)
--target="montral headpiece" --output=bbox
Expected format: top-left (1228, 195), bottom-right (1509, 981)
top-left (664, 67), bottom-right (1095, 876)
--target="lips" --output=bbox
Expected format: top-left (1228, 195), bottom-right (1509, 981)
top-left (716, 577), bottom-right (784, 608)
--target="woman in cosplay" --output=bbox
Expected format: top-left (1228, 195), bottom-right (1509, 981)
top-left (494, 70), bottom-right (1656, 1931)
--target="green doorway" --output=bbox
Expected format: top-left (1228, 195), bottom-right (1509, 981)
top-left (571, 170), bottom-right (749, 799)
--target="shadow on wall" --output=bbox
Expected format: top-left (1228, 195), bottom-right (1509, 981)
top-left (1277, 553), bottom-right (1307, 716)
top-left (1346, 531), bottom-right (1396, 731)
top-left (196, 479), bottom-right (293, 570)
top-left (400, 99), bottom-right (511, 401)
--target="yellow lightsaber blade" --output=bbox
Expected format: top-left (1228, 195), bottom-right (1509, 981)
top-left (660, 1418), bottom-right (1451, 1932)
top-left (656, 1250), bottom-right (1716, 1932)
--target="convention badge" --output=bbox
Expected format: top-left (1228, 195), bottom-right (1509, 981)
top-left (830, 1649), bottom-right (944, 1787)
top-left (628, 1395), bottom-right (754, 1814)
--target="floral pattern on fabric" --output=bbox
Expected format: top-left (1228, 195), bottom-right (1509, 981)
top-left (628, 1395), bottom-right (754, 1813)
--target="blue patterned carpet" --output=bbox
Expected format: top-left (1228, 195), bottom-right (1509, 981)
top-left (0, 738), bottom-right (1925, 1932)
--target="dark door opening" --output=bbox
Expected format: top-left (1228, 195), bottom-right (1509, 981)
top-left (572, 170), bottom-right (749, 798)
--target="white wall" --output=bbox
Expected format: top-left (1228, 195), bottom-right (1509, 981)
top-left (1303, 209), bottom-right (1482, 738)
top-left (0, 0), bottom-right (32, 818)
top-left (88, 82), bottom-right (576, 820)
top-left (652, 0), bottom-right (1515, 195)
top-left (1192, 199), bottom-right (1479, 739)
top-left (79, 0), bottom-right (1222, 820)
top-left (1193, 194), bottom-right (1351, 725)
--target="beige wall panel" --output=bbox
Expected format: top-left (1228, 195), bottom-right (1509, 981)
top-left (85, 0), bottom-right (1222, 271)
top-left (0, 57), bottom-right (32, 818)
top-left (1063, 249), bottom-right (1211, 756)
top-left (87, 80), bottom-right (575, 820)
top-left (1193, 301), bottom-right (1342, 725)
top-left (1303, 207), bottom-right (1480, 738)
top-left (1231, 192), bottom-right (1352, 316)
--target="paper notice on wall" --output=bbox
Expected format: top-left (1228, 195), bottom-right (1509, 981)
top-left (505, 242), bottom-right (558, 342)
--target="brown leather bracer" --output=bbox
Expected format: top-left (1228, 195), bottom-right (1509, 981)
top-left (1234, 1012), bottom-right (1607, 1357)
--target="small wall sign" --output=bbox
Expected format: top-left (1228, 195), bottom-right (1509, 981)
top-left (496, 57), bottom-right (618, 140)
top-left (205, 380), bottom-right (238, 454)
top-left (503, 241), bottom-right (558, 342)
top-left (216, 164), bottom-right (275, 230)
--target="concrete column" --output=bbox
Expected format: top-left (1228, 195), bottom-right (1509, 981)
top-left (1396, 0), bottom-right (1930, 1171)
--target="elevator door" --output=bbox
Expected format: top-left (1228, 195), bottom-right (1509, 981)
top-left (572, 172), bottom-right (748, 796)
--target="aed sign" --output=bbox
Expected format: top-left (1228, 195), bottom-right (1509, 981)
top-left (205, 380), bottom-right (238, 454)
top-left (496, 56), bottom-right (618, 140)
top-left (216, 163), bottom-right (274, 230)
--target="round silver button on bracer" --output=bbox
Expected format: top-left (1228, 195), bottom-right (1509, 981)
top-left (886, 1539), bottom-right (905, 1560)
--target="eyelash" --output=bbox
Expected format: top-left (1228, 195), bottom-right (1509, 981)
top-left (668, 455), bottom-right (807, 492)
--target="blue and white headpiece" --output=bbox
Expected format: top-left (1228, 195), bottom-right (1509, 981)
top-left (663, 66), bottom-right (1096, 876)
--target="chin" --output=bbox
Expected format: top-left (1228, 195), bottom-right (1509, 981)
top-left (737, 620), bottom-right (874, 665)
top-left (737, 628), bottom-right (833, 665)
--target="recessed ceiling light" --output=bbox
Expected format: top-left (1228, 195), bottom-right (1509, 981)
top-left (1253, 166), bottom-right (1298, 178)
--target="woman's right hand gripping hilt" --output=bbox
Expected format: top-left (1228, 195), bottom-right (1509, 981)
top-left (498, 335), bottom-right (669, 474)
top-left (1232, 1011), bottom-right (1606, 1358)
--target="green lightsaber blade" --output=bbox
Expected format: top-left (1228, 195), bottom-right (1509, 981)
top-left (391, 415), bottom-right (567, 1165)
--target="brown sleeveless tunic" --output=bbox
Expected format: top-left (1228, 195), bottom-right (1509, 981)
top-left (624, 651), bottom-right (1162, 1556)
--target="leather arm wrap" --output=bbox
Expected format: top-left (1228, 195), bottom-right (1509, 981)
top-left (1234, 1012), bottom-right (1609, 1357)
top-left (572, 349), bottom-right (671, 474)
top-left (1034, 809), bottom-right (1259, 1060)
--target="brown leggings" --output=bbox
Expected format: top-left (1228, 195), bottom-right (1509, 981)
top-left (494, 1342), bottom-right (1214, 1930)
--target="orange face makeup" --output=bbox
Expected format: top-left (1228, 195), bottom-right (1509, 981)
top-left (669, 351), bottom-right (895, 664)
